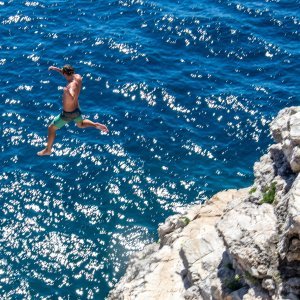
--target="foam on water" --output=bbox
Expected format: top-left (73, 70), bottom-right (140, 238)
top-left (0, 0), bottom-right (299, 298)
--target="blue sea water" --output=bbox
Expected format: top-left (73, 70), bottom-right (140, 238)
top-left (0, 0), bottom-right (299, 298)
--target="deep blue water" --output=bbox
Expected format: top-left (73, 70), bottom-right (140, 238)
top-left (0, 0), bottom-right (299, 298)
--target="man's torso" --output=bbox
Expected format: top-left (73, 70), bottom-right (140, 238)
top-left (63, 74), bottom-right (82, 112)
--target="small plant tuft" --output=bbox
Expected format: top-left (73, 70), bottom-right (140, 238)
top-left (260, 182), bottom-right (276, 204)
top-left (225, 274), bottom-right (243, 291)
top-left (180, 216), bottom-right (190, 226)
top-left (249, 186), bottom-right (257, 194)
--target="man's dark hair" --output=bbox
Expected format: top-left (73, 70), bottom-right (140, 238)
top-left (62, 64), bottom-right (75, 76)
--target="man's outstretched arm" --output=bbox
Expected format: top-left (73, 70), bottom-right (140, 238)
top-left (49, 66), bottom-right (63, 75)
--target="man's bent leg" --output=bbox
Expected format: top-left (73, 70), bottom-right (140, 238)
top-left (76, 119), bottom-right (109, 133)
top-left (37, 124), bottom-right (59, 156)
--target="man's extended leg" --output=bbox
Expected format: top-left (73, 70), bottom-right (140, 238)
top-left (37, 124), bottom-right (59, 156)
top-left (76, 119), bottom-right (109, 132)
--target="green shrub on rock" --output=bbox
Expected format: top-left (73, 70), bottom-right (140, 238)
top-left (249, 186), bottom-right (257, 194)
top-left (260, 182), bottom-right (276, 204)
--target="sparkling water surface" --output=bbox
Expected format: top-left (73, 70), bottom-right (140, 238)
top-left (0, 0), bottom-right (299, 298)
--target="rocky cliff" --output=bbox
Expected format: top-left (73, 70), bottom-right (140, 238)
top-left (108, 107), bottom-right (300, 300)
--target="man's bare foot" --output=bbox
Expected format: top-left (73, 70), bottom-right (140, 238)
top-left (96, 123), bottom-right (109, 133)
top-left (37, 148), bottom-right (52, 156)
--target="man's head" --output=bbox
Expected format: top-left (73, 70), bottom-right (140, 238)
top-left (62, 64), bottom-right (75, 76)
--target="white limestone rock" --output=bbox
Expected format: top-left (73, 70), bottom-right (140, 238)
top-left (290, 146), bottom-right (300, 173)
top-left (241, 287), bottom-right (271, 300)
top-left (108, 243), bottom-right (187, 300)
top-left (270, 107), bottom-right (300, 173)
top-left (270, 106), bottom-right (300, 144)
top-left (278, 175), bottom-right (300, 264)
top-left (290, 112), bottom-right (300, 144)
top-left (217, 201), bottom-right (278, 282)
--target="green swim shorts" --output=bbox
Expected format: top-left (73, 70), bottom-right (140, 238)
top-left (51, 108), bottom-right (83, 129)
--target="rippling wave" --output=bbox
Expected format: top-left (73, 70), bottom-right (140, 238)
top-left (0, 0), bottom-right (299, 298)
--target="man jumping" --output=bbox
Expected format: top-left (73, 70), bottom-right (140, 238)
top-left (37, 64), bottom-right (109, 156)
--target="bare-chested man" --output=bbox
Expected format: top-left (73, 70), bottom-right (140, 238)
top-left (37, 64), bottom-right (108, 156)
